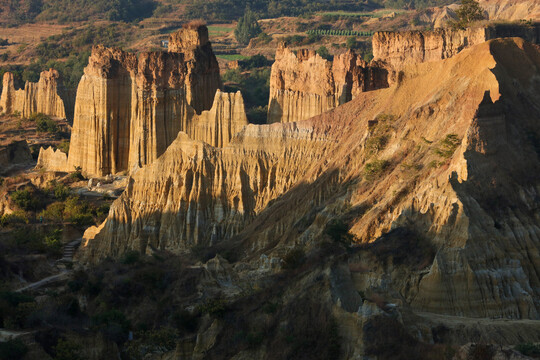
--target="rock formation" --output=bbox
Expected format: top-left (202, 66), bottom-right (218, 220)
top-left (0, 69), bottom-right (73, 119)
top-left (187, 90), bottom-right (248, 148)
top-left (36, 146), bottom-right (68, 172)
top-left (80, 38), bottom-right (540, 322)
top-left (373, 23), bottom-right (540, 68)
top-left (267, 43), bottom-right (389, 123)
top-left (39, 24), bottom-right (230, 177)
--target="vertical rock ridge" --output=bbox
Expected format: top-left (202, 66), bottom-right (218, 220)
top-left (372, 24), bottom-right (540, 69)
top-left (0, 69), bottom-right (72, 119)
top-left (267, 43), bottom-right (389, 124)
top-left (41, 24), bottom-right (224, 177)
top-left (187, 90), bottom-right (249, 148)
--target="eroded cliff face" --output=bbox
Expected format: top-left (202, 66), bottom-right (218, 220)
top-left (36, 146), bottom-right (68, 172)
top-left (0, 69), bottom-right (73, 119)
top-left (80, 38), bottom-right (540, 322)
top-left (187, 90), bottom-right (248, 148)
top-left (46, 25), bottom-right (224, 177)
top-left (267, 43), bottom-right (389, 123)
top-left (373, 27), bottom-right (489, 68)
top-left (373, 24), bottom-right (540, 68)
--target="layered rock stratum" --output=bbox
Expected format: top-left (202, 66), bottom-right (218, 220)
top-left (267, 44), bottom-right (389, 123)
top-left (0, 69), bottom-right (73, 119)
top-left (373, 24), bottom-right (540, 68)
top-left (80, 38), bottom-right (540, 324)
top-left (37, 25), bottom-right (248, 177)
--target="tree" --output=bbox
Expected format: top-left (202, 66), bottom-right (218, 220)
top-left (234, 8), bottom-right (262, 45)
top-left (451, 0), bottom-right (485, 29)
top-left (316, 46), bottom-right (332, 61)
top-left (346, 37), bottom-right (357, 50)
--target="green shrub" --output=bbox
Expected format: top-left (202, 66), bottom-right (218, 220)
top-left (35, 114), bottom-right (58, 133)
top-left (125, 327), bottom-right (179, 359)
top-left (434, 134), bottom-right (460, 158)
top-left (10, 187), bottom-right (45, 211)
top-left (282, 248), bottom-right (306, 269)
top-left (257, 32), bottom-right (272, 44)
top-left (54, 338), bottom-right (82, 360)
top-left (197, 299), bottom-right (228, 318)
top-left (0, 291), bottom-right (34, 307)
top-left (365, 135), bottom-right (388, 154)
top-left (346, 36), bottom-right (357, 49)
top-left (121, 250), bottom-right (141, 265)
top-left (238, 54), bottom-right (271, 69)
top-left (69, 166), bottom-right (85, 181)
top-left (171, 310), bottom-right (199, 333)
top-left (4, 302), bottom-right (37, 329)
top-left (0, 339), bottom-right (28, 360)
top-left (262, 302), bottom-right (279, 314)
top-left (316, 46), bottom-right (332, 60)
top-left (515, 343), bottom-right (540, 357)
top-left (39, 202), bottom-right (65, 222)
top-left (0, 211), bottom-right (28, 227)
top-left (222, 68), bottom-right (270, 124)
top-left (325, 219), bottom-right (354, 244)
top-left (283, 34), bottom-right (306, 46)
top-left (364, 159), bottom-right (389, 180)
top-left (44, 228), bottom-right (63, 256)
top-left (63, 196), bottom-right (93, 226)
top-left (53, 183), bottom-right (70, 201)
top-left (57, 140), bottom-right (70, 155)
top-left (92, 309), bottom-right (130, 342)
top-left (247, 331), bottom-right (264, 348)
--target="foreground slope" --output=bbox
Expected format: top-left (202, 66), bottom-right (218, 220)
top-left (81, 38), bottom-right (540, 321)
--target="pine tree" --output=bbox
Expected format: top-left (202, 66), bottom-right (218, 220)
top-left (234, 8), bottom-right (262, 45)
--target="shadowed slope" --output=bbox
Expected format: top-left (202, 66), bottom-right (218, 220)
top-left (81, 38), bottom-right (540, 319)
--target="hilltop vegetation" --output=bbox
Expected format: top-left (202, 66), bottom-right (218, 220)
top-left (1, 0), bottom-right (155, 24)
top-left (0, 0), bottom-right (456, 25)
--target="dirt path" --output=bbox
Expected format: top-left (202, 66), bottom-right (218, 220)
top-left (15, 271), bottom-right (71, 293)
top-left (15, 238), bottom-right (82, 292)
top-left (0, 329), bottom-right (31, 341)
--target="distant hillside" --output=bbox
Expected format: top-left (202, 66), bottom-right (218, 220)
top-left (0, 0), bottom-right (156, 24)
top-left (182, 0), bottom-right (456, 21)
top-left (0, 0), bottom-right (457, 25)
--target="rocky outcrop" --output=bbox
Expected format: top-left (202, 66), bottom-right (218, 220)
top-left (80, 121), bottom-right (332, 258)
top-left (51, 24), bottom-right (222, 177)
top-left (36, 146), bottom-right (68, 172)
top-left (373, 27), bottom-right (488, 68)
top-left (0, 69), bottom-right (73, 119)
top-left (267, 44), bottom-right (389, 123)
top-left (80, 38), bottom-right (540, 322)
top-left (187, 90), bottom-right (248, 148)
top-left (373, 23), bottom-right (540, 68)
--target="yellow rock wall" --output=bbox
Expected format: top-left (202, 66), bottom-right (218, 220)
top-left (268, 44), bottom-right (388, 124)
top-left (0, 69), bottom-right (71, 119)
